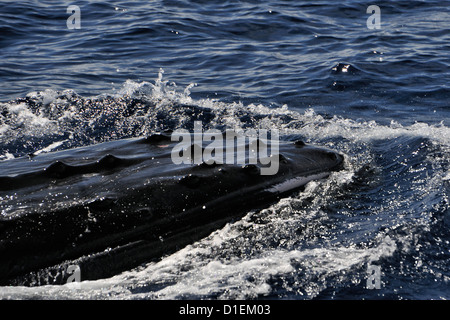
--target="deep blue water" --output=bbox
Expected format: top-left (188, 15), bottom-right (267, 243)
top-left (0, 0), bottom-right (449, 300)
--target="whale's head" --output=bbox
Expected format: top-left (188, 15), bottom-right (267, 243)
top-left (0, 135), bottom-right (345, 286)
top-left (254, 139), bottom-right (344, 178)
top-left (289, 140), bottom-right (344, 173)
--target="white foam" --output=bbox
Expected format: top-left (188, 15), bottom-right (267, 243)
top-left (7, 102), bottom-right (53, 128)
top-left (284, 109), bottom-right (450, 147)
top-left (95, 234), bottom-right (397, 300)
top-left (443, 172), bottom-right (450, 181)
top-left (0, 152), bottom-right (14, 161)
top-left (0, 124), bottom-right (10, 136)
top-left (116, 69), bottom-right (197, 107)
top-left (26, 89), bottom-right (59, 106)
top-left (0, 71), bottom-right (448, 300)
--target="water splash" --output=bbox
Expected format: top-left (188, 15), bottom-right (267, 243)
top-left (0, 72), bottom-right (449, 299)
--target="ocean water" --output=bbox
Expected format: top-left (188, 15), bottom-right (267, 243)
top-left (0, 0), bottom-right (449, 300)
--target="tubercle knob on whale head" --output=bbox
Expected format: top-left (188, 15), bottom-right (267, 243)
top-left (294, 140), bottom-right (306, 147)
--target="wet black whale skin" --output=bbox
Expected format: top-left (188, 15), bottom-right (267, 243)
top-left (0, 134), bottom-right (344, 285)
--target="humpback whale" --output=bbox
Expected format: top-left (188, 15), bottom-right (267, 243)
top-left (0, 132), bottom-right (344, 286)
